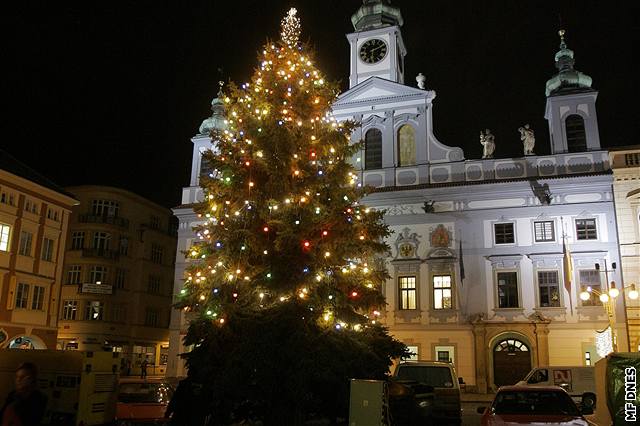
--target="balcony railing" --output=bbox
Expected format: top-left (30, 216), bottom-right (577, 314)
top-left (79, 213), bottom-right (129, 229)
top-left (81, 248), bottom-right (120, 260)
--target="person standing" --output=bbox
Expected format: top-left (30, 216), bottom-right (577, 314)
top-left (140, 358), bottom-right (149, 379)
top-left (0, 362), bottom-right (48, 425)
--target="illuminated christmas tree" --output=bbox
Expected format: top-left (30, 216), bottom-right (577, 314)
top-left (178, 9), bottom-right (406, 423)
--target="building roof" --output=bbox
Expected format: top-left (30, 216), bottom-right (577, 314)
top-left (0, 148), bottom-right (77, 200)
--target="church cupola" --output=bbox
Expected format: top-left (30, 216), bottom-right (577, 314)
top-left (347, 0), bottom-right (406, 88)
top-left (544, 30), bottom-right (601, 154)
top-left (351, 0), bottom-right (403, 31)
top-left (545, 30), bottom-right (593, 96)
top-left (189, 84), bottom-right (227, 187)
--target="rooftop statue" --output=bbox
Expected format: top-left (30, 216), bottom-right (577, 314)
top-left (480, 129), bottom-right (495, 159)
top-left (519, 124), bottom-right (535, 156)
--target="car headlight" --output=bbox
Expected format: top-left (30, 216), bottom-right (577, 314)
top-left (418, 400), bottom-right (432, 408)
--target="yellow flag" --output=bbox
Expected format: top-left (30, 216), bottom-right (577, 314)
top-left (563, 236), bottom-right (574, 314)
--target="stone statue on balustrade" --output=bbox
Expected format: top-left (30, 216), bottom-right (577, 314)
top-left (518, 124), bottom-right (535, 156)
top-left (480, 129), bottom-right (495, 159)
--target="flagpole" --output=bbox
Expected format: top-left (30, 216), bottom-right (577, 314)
top-left (561, 217), bottom-right (574, 316)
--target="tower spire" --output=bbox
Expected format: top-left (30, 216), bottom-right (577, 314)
top-left (545, 29), bottom-right (593, 96)
top-left (351, 0), bottom-right (403, 31)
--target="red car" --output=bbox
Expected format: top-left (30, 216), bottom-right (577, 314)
top-left (478, 385), bottom-right (589, 426)
top-left (116, 378), bottom-right (174, 425)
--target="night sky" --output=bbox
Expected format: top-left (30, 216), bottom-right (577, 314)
top-left (3, 1), bottom-right (638, 208)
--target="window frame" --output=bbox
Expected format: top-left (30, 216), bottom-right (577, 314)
top-left (533, 220), bottom-right (556, 243)
top-left (364, 127), bottom-right (383, 170)
top-left (494, 222), bottom-right (516, 245)
top-left (398, 275), bottom-right (417, 310)
top-left (89, 265), bottom-right (108, 284)
top-left (71, 231), bottom-right (85, 250)
top-left (67, 265), bottom-right (82, 285)
top-left (432, 274), bottom-right (453, 310)
top-left (15, 283), bottom-right (30, 309)
top-left (31, 286), bottom-right (46, 310)
top-left (536, 270), bottom-right (561, 308)
top-left (41, 237), bottom-right (55, 262)
top-left (579, 269), bottom-right (602, 306)
top-left (18, 231), bottom-right (33, 256)
top-left (62, 300), bottom-right (78, 320)
top-left (496, 271), bottom-right (520, 308)
top-left (0, 223), bottom-right (11, 251)
top-left (575, 218), bottom-right (598, 241)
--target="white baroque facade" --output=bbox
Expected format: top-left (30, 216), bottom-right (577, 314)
top-left (168, 1), bottom-right (631, 391)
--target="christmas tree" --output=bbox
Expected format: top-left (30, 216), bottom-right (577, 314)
top-left (177, 9), bottom-right (406, 424)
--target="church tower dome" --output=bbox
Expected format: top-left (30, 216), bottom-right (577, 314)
top-left (351, 0), bottom-right (403, 31)
top-left (545, 30), bottom-right (593, 97)
top-left (198, 84), bottom-right (227, 135)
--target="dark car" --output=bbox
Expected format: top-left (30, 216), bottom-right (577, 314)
top-left (116, 378), bottom-right (174, 425)
top-left (478, 385), bottom-right (590, 426)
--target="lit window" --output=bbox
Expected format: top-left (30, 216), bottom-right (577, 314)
top-left (433, 275), bottom-right (453, 309)
top-left (575, 219), bottom-right (597, 240)
top-left (85, 301), bottom-right (104, 320)
top-left (405, 345), bottom-right (419, 361)
top-left (399, 276), bottom-right (417, 310)
top-left (494, 223), bottom-right (515, 244)
top-left (534, 221), bottom-right (555, 242)
top-left (585, 351), bottom-right (591, 366)
top-left (0, 223), bottom-right (11, 251)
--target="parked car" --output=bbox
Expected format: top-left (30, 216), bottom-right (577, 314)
top-left (517, 366), bottom-right (596, 408)
top-left (477, 385), bottom-right (590, 425)
top-left (116, 378), bottom-right (174, 425)
top-left (391, 361), bottom-right (462, 425)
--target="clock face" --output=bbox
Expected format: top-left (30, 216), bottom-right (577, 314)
top-left (359, 38), bottom-right (388, 64)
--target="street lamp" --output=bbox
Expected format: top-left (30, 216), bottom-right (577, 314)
top-left (578, 260), bottom-right (637, 353)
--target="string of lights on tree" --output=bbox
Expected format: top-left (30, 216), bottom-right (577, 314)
top-left (176, 8), bottom-right (391, 332)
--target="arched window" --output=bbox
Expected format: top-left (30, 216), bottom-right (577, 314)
top-left (494, 338), bottom-right (529, 352)
top-left (397, 124), bottom-right (416, 166)
top-left (364, 128), bottom-right (382, 170)
top-left (566, 114), bottom-right (587, 152)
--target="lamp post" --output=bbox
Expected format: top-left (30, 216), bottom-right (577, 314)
top-left (579, 260), bottom-right (637, 352)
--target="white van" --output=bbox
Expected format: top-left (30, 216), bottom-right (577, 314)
top-left (517, 366), bottom-right (596, 408)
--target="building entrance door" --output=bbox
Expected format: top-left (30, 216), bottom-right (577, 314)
top-left (493, 338), bottom-right (531, 387)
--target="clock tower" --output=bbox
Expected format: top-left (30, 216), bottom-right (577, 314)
top-left (347, 0), bottom-right (406, 88)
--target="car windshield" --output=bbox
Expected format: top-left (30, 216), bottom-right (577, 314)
top-left (396, 366), bottom-right (453, 388)
top-left (492, 390), bottom-right (580, 416)
top-left (118, 382), bottom-right (173, 404)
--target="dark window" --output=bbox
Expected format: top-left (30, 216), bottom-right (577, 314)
top-left (145, 308), bottom-right (159, 327)
top-left (399, 276), bottom-right (417, 310)
top-left (41, 238), bottom-right (55, 261)
top-left (364, 128), bottom-right (382, 170)
top-left (494, 223), bottom-right (515, 244)
top-left (151, 244), bottom-right (163, 264)
top-left (566, 114), bottom-right (587, 152)
top-left (538, 271), bottom-right (560, 307)
top-left (115, 269), bottom-right (127, 289)
top-left (148, 275), bottom-right (161, 294)
top-left (575, 219), bottom-right (597, 240)
top-left (67, 265), bottom-right (82, 285)
top-left (625, 153), bottom-right (640, 166)
top-left (18, 231), bottom-right (33, 256)
top-left (497, 272), bottom-right (519, 308)
top-left (16, 283), bottom-right (30, 309)
top-left (71, 231), bottom-right (85, 250)
top-left (31, 286), bottom-right (45, 310)
top-left (534, 221), bottom-right (555, 242)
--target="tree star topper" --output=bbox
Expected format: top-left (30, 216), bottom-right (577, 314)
top-left (281, 8), bottom-right (301, 46)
